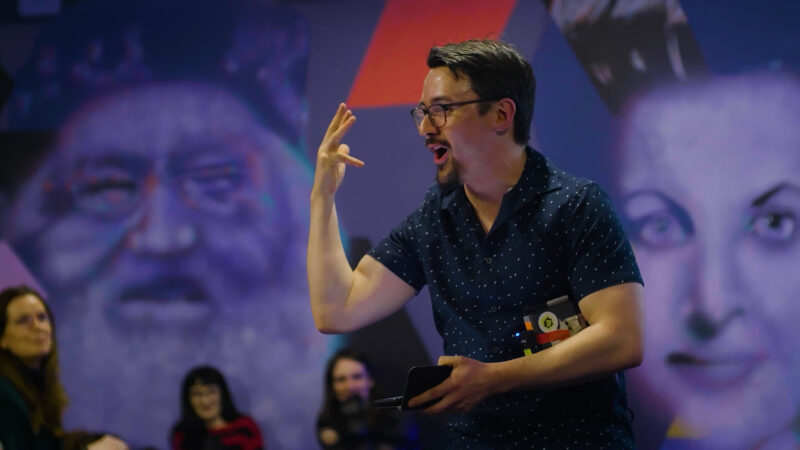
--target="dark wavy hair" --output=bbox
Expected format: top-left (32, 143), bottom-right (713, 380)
top-left (427, 39), bottom-right (536, 145)
top-left (318, 348), bottom-right (376, 424)
top-left (171, 365), bottom-right (241, 449)
top-left (0, 285), bottom-right (67, 435)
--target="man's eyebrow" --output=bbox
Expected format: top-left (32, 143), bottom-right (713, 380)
top-left (419, 96), bottom-right (453, 106)
top-left (752, 182), bottom-right (800, 206)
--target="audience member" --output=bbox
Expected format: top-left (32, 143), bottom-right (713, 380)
top-left (317, 348), bottom-right (419, 449)
top-left (0, 285), bottom-right (128, 450)
top-left (171, 365), bottom-right (264, 450)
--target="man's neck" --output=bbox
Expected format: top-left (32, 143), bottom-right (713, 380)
top-left (463, 143), bottom-right (527, 232)
top-left (463, 143), bottom-right (527, 203)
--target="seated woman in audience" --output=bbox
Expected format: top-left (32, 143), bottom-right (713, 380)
top-left (317, 348), bottom-right (419, 449)
top-left (171, 365), bottom-right (264, 450)
top-left (0, 285), bottom-right (128, 449)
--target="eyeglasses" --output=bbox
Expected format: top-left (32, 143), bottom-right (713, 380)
top-left (410, 98), bottom-right (499, 129)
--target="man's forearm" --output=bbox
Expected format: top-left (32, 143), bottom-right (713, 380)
top-left (307, 194), bottom-right (356, 333)
top-left (490, 284), bottom-right (644, 394)
top-left (490, 317), bottom-right (643, 394)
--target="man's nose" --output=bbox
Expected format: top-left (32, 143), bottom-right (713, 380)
top-left (127, 174), bottom-right (198, 255)
top-left (417, 113), bottom-right (439, 137)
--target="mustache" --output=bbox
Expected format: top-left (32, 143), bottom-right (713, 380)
top-left (425, 137), bottom-right (450, 148)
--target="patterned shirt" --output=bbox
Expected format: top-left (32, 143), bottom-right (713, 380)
top-left (368, 147), bottom-right (643, 449)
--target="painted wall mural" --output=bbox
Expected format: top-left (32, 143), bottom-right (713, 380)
top-left (1, 0), bottom-right (798, 448)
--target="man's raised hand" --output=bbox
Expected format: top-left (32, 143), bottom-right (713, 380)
top-left (312, 103), bottom-right (364, 198)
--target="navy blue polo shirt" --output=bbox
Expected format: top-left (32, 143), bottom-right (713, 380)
top-left (368, 147), bottom-right (643, 449)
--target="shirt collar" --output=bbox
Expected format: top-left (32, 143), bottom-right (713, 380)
top-left (439, 146), bottom-right (561, 212)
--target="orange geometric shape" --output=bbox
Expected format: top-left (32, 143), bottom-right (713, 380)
top-left (347, 0), bottom-right (517, 108)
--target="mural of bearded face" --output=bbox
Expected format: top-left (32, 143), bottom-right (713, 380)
top-left (4, 2), bottom-right (325, 448)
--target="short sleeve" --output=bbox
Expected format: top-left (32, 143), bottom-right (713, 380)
top-left (565, 183), bottom-right (643, 301)
top-left (367, 211), bottom-right (427, 292)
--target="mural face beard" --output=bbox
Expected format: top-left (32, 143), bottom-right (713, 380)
top-left (8, 84), bottom-right (325, 448)
top-left (56, 281), bottom-right (325, 448)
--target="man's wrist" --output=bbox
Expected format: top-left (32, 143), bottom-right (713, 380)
top-left (310, 190), bottom-right (335, 206)
top-left (488, 358), bottom-right (526, 395)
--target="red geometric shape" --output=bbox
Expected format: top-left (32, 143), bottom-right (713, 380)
top-left (535, 329), bottom-right (571, 344)
top-left (347, 0), bottom-right (517, 108)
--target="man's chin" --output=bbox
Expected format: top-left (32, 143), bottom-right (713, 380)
top-left (436, 167), bottom-right (461, 193)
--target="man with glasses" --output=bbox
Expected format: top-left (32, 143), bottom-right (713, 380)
top-left (308, 39), bottom-right (644, 448)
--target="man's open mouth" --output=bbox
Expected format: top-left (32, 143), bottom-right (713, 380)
top-left (428, 143), bottom-right (449, 165)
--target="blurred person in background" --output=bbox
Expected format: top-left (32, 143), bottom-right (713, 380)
top-left (0, 285), bottom-right (128, 450)
top-left (618, 72), bottom-right (800, 449)
top-left (171, 365), bottom-right (263, 450)
top-left (317, 348), bottom-right (419, 450)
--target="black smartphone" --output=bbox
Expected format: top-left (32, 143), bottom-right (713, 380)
top-left (373, 365), bottom-right (453, 410)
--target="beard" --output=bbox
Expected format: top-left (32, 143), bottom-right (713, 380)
top-left (56, 279), bottom-right (326, 449)
top-left (42, 230), bottom-right (327, 449)
top-left (435, 156), bottom-right (462, 193)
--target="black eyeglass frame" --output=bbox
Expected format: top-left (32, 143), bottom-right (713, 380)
top-left (410, 98), bottom-right (500, 129)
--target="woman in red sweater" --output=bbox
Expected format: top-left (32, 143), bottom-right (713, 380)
top-left (171, 365), bottom-right (264, 450)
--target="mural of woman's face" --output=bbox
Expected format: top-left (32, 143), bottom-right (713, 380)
top-left (619, 77), bottom-right (800, 447)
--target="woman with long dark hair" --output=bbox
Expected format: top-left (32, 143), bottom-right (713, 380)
top-left (317, 348), bottom-right (418, 449)
top-left (171, 365), bottom-right (264, 450)
top-left (0, 285), bottom-right (127, 449)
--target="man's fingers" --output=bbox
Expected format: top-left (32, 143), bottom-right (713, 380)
top-left (438, 355), bottom-right (459, 366)
top-left (319, 147), bottom-right (364, 168)
top-left (327, 115), bottom-right (356, 148)
top-left (334, 144), bottom-right (365, 167)
top-left (324, 104), bottom-right (354, 146)
top-left (340, 152), bottom-right (365, 167)
top-left (408, 377), bottom-right (452, 409)
top-left (324, 103), bottom-right (347, 138)
top-left (421, 390), bottom-right (458, 414)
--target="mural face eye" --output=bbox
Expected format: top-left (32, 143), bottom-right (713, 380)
top-left (635, 211), bottom-right (689, 247)
top-left (623, 190), bottom-right (693, 249)
top-left (173, 152), bottom-right (249, 214)
top-left (70, 167), bottom-right (142, 220)
top-left (178, 163), bottom-right (244, 205)
top-left (749, 210), bottom-right (795, 243)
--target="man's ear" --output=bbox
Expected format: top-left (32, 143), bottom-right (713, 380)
top-left (494, 98), bottom-right (516, 135)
